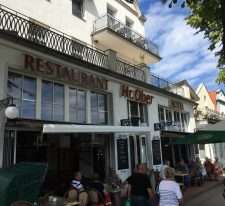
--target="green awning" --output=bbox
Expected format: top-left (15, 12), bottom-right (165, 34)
top-left (175, 131), bottom-right (225, 144)
top-left (175, 120), bottom-right (225, 144)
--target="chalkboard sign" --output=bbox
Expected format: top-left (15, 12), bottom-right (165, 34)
top-left (117, 138), bottom-right (129, 170)
top-left (152, 140), bottom-right (162, 165)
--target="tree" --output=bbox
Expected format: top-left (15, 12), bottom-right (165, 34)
top-left (162, 0), bottom-right (225, 83)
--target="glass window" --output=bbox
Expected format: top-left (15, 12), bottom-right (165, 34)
top-left (107, 6), bottom-right (116, 17)
top-left (8, 72), bottom-right (36, 119)
top-left (174, 111), bottom-right (180, 122)
top-left (69, 88), bottom-right (86, 123)
top-left (128, 101), bottom-right (148, 126)
top-left (91, 92), bottom-right (108, 125)
top-left (158, 105), bottom-right (165, 122)
top-left (72, 0), bottom-right (84, 18)
top-left (42, 81), bottom-right (64, 121)
top-left (139, 103), bottom-right (148, 124)
top-left (166, 109), bottom-right (172, 122)
top-left (181, 112), bottom-right (189, 129)
top-left (125, 17), bottom-right (133, 28)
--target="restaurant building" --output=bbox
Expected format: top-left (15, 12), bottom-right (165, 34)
top-left (0, 0), bottom-right (197, 191)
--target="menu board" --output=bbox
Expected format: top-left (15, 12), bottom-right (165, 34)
top-left (152, 140), bottom-right (162, 165)
top-left (117, 138), bottom-right (129, 170)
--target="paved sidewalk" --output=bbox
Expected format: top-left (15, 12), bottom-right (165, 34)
top-left (184, 177), bottom-right (224, 202)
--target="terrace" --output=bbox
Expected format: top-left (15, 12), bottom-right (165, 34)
top-left (93, 14), bottom-right (160, 64)
top-left (0, 5), bottom-right (185, 98)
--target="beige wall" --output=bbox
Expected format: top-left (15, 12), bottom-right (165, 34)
top-left (196, 84), bottom-right (215, 110)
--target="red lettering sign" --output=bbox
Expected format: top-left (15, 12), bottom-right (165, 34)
top-left (121, 85), bottom-right (154, 105)
top-left (24, 54), bottom-right (108, 91)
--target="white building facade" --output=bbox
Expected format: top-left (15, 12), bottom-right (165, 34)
top-left (196, 83), bottom-right (225, 165)
top-left (0, 0), bottom-right (197, 190)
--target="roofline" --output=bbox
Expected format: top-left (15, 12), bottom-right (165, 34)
top-left (174, 80), bottom-right (199, 101)
top-left (0, 34), bottom-right (197, 106)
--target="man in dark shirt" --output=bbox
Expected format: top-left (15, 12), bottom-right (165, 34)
top-left (128, 164), bottom-right (154, 206)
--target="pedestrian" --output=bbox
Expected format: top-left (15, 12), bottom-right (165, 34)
top-left (71, 171), bottom-right (85, 193)
top-left (128, 163), bottom-right (155, 206)
top-left (158, 167), bottom-right (183, 206)
top-left (159, 160), bottom-right (170, 180)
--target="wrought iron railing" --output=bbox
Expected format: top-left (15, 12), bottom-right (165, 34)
top-left (0, 5), bottom-right (145, 82)
top-left (159, 121), bottom-right (187, 132)
top-left (93, 14), bottom-right (159, 57)
top-left (149, 73), bottom-right (185, 97)
top-left (204, 107), bottom-right (225, 120)
top-left (116, 60), bottom-right (145, 81)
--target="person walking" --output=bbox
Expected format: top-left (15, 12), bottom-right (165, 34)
top-left (128, 164), bottom-right (154, 206)
top-left (158, 167), bottom-right (183, 206)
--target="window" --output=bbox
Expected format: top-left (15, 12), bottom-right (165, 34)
top-left (158, 105), bottom-right (165, 122)
top-left (174, 111), bottom-right (180, 122)
top-left (91, 92), bottom-right (108, 125)
top-left (125, 17), bottom-right (133, 28)
top-left (107, 5), bottom-right (116, 17)
top-left (42, 81), bottom-right (64, 121)
top-left (72, 0), bottom-right (84, 18)
top-left (166, 109), bottom-right (172, 122)
top-left (69, 88), bottom-right (86, 123)
top-left (128, 101), bottom-right (148, 126)
top-left (8, 72), bottom-right (36, 119)
top-left (181, 112), bottom-right (189, 130)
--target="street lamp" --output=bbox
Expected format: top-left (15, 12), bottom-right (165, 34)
top-left (0, 97), bottom-right (19, 119)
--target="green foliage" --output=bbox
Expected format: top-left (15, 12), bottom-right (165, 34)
top-left (163, 0), bottom-right (225, 83)
top-left (185, 0), bottom-right (225, 83)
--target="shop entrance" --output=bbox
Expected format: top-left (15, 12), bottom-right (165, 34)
top-left (14, 131), bottom-right (112, 193)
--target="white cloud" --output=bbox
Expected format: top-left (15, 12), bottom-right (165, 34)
top-left (143, 1), bottom-right (219, 90)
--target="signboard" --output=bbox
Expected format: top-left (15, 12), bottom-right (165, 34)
top-left (117, 138), bottom-right (129, 170)
top-left (120, 119), bottom-right (131, 126)
top-left (121, 85), bottom-right (154, 105)
top-left (24, 54), bottom-right (108, 91)
top-left (152, 140), bottom-right (161, 165)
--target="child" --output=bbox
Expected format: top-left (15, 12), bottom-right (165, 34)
top-left (71, 171), bottom-right (85, 193)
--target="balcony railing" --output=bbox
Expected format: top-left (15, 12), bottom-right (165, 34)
top-left (157, 121), bottom-right (187, 132)
top-left (93, 14), bottom-right (159, 57)
top-left (0, 5), bottom-right (145, 82)
top-left (200, 107), bottom-right (225, 121)
top-left (149, 73), bottom-right (185, 97)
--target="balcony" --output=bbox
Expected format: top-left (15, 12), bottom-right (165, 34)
top-left (0, 5), bottom-right (146, 82)
top-left (155, 121), bottom-right (188, 132)
top-left (0, 5), bottom-right (186, 99)
top-left (149, 73), bottom-right (185, 97)
top-left (196, 106), bottom-right (225, 123)
top-left (92, 14), bottom-right (160, 64)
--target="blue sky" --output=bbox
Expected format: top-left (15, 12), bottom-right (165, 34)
top-left (139, 0), bottom-right (225, 91)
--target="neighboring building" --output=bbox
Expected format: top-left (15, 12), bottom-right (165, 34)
top-left (0, 0), bottom-right (197, 191)
top-left (195, 83), bottom-right (225, 165)
top-left (155, 80), bottom-right (199, 168)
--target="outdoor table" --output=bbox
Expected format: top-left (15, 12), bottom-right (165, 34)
top-left (175, 172), bottom-right (189, 189)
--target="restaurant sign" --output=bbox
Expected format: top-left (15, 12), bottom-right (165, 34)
top-left (24, 54), bottom-right (108, 90)
top-left (121, 85), bottom-right (154, 104)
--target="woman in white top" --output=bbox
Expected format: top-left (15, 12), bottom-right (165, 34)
top-left (158, 167), bottom-right (183, 206)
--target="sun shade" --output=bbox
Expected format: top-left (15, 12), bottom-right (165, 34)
top-left (175, 120), bottom-right (225, 144)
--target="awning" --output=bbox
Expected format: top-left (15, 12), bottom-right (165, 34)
top-left (175, 120), bottom-right (225, 144)
top-left (43, 124), bottom-right (151, 134)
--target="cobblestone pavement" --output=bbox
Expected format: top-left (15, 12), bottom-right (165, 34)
top-left (186, 183), bottom-right (225, 206)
